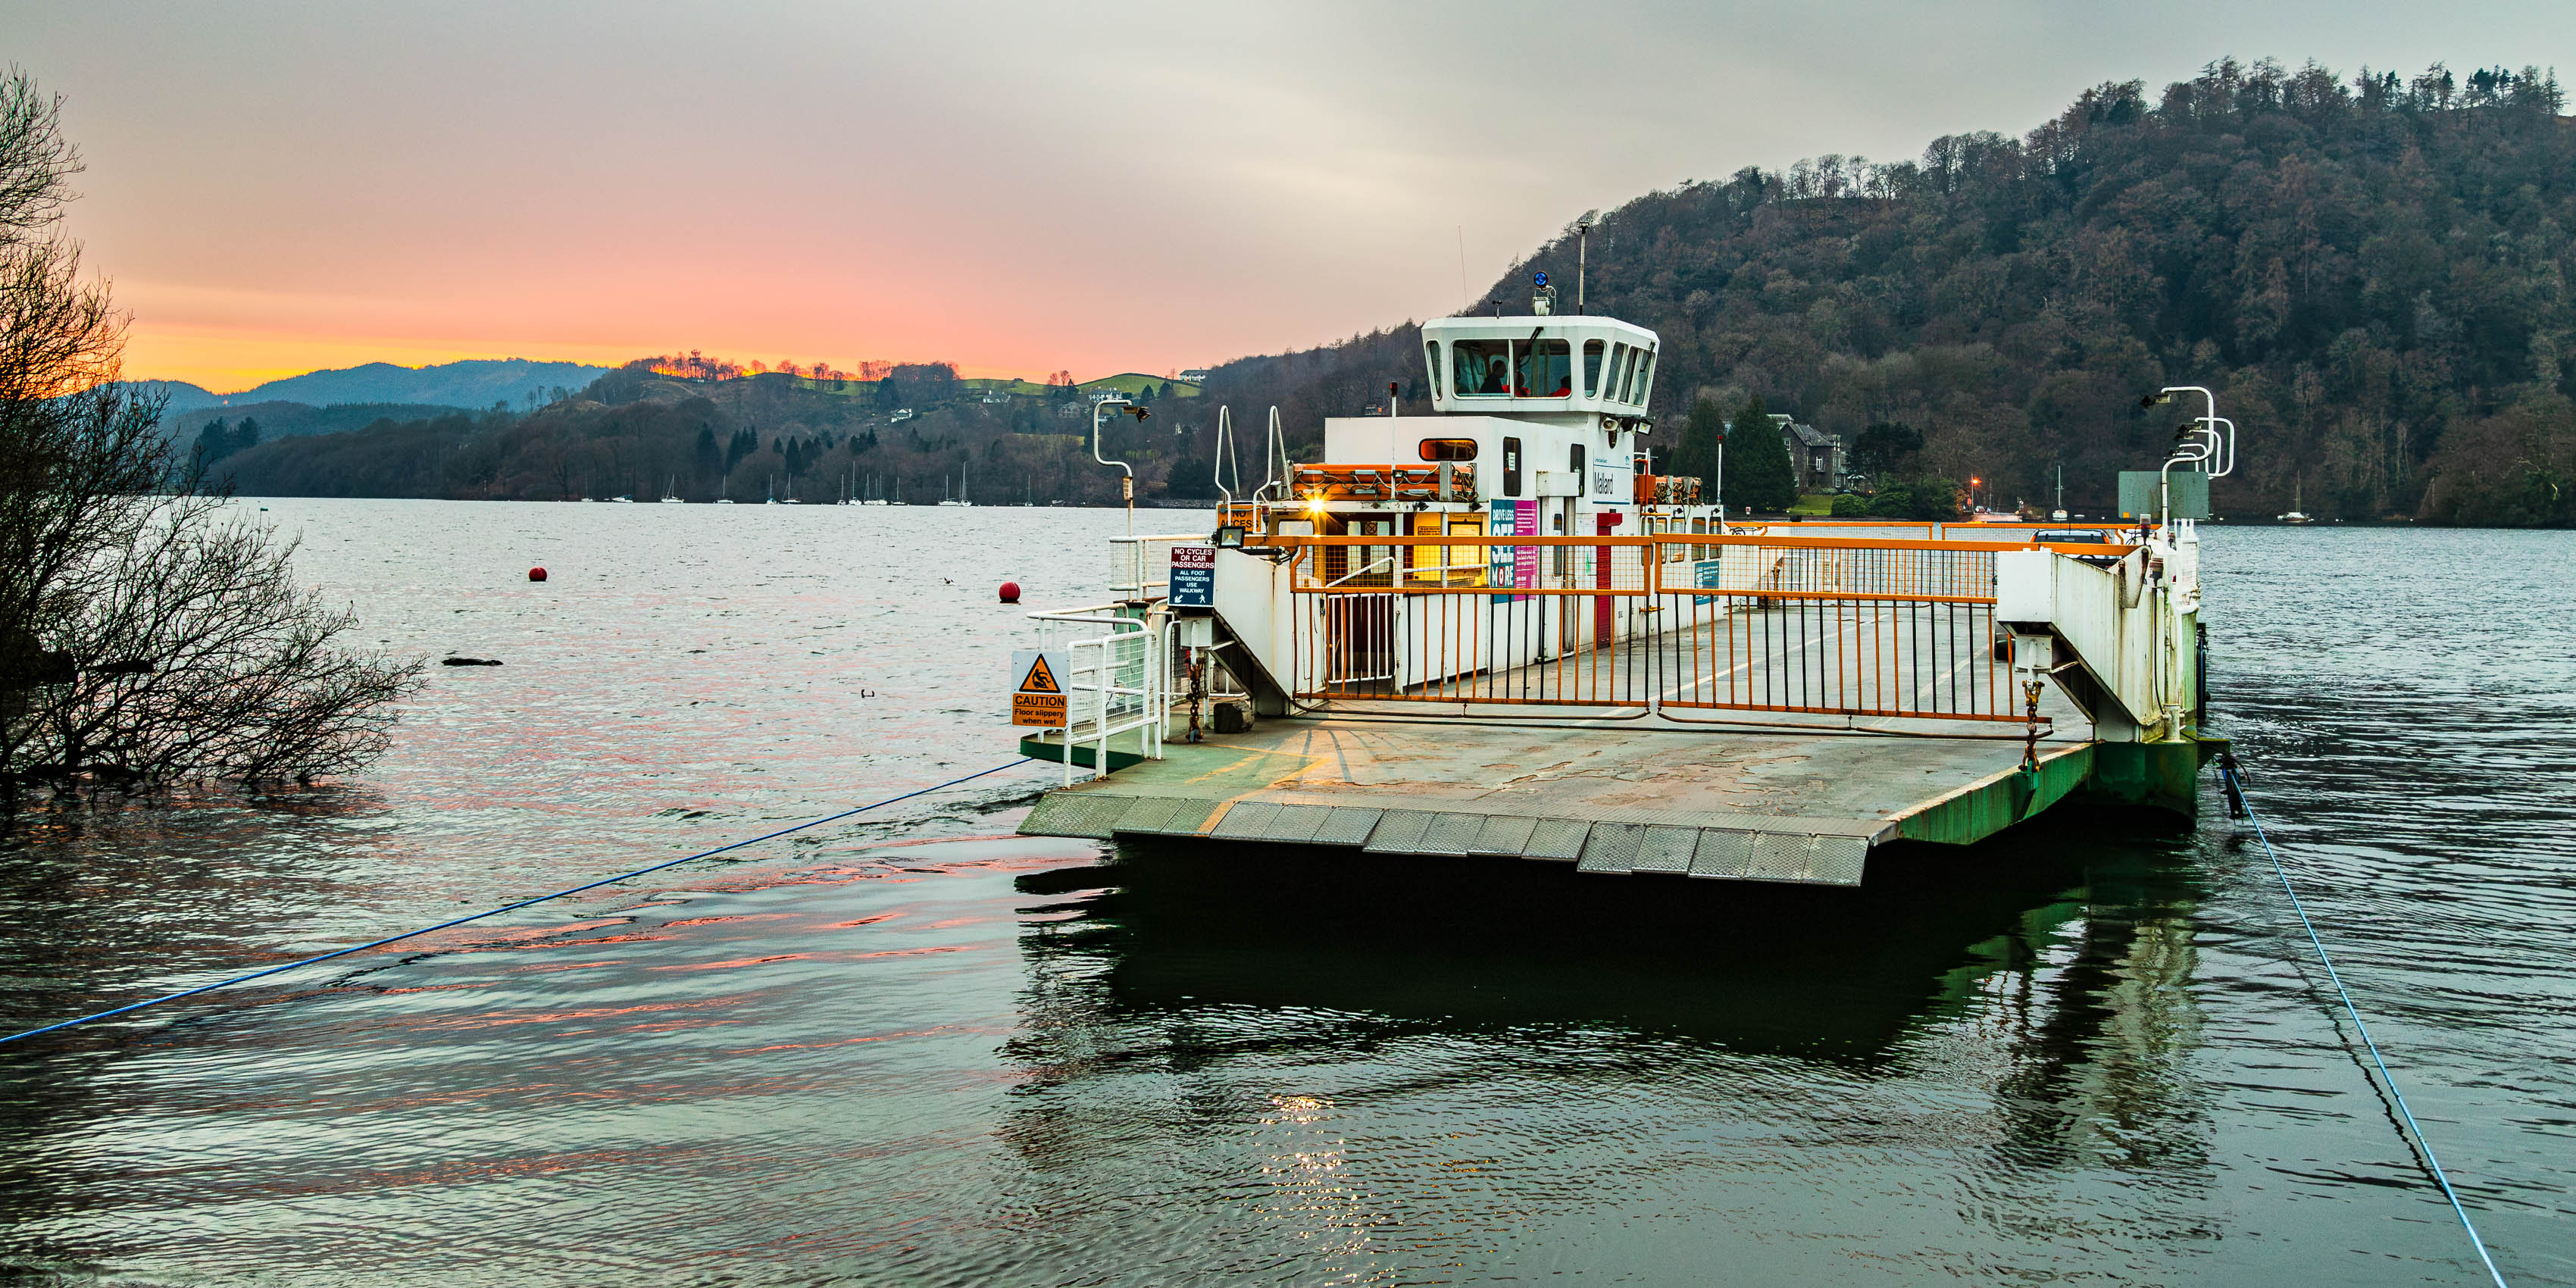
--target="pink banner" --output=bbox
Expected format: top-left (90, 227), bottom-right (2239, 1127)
top-left (1512, 500), bottom-right (1539, 594)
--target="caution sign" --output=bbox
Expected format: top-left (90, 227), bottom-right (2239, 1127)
top-left (1011, 649), bottom-right (1068, 727)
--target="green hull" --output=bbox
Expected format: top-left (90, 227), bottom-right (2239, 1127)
top-left (1889, 733), bottom-right (2227, 847)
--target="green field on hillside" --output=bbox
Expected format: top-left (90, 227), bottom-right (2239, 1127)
top-left (959, 377), bottom-right (1053, 396)
top-left (1076, 373), bottom-right (1201, 398)
top-left (750, 372), bottom-right (1200, 400)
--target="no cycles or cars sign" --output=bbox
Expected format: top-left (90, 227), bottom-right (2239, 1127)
top-left (1169, 545), bottom-right (1215, 608)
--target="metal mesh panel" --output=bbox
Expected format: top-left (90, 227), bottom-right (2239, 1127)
top-left (1364, 810), bottom-right (1436, 854)
top-left (1524, 818), bottom-right (1591, 861)
top-left (1689, 829), bottom-right (1756, 879)
top-left (1110, 796), bottom-right (1186, 836)
top-left (1470, 815), bottom-right (1540, 856)
top-left (1211, 801), bottom-right (1283, 840)
top-left (1416, 813), bottom-right (1484, 856)
top-left (1140, 799), bottom-right (1227, 836)
top-left (1746, 833), bottom-right (1816, 882)
top-left (1311, 808), bottom-right (1384, 848)
top-left (1021, 792), bottom-right (1133, 839)
top-left (1633, 825), bottom-right (1698, 874)
top-left (1576, 823), bottom-right (1646, 874)
top-left (1258, 804), bottom-right (1332, 844)
top-left (1808, 836), bottom-right (1869, 886)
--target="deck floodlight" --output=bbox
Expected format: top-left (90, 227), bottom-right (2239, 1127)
top-left (1214, 525), bottom-right (1246, 549)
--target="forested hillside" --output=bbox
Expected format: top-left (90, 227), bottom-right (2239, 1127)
top-left (222, 58), bottom-right (2572, 521)
top-left (214, 360), bottom-right (1211, 504)
top-left (1199, 59), bottom-right (2574, 524)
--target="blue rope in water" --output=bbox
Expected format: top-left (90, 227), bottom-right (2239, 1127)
top-left (0, 761), bottom-right (1031, 1047)
top-left (2227, 764), bottom-right (2509, 1287)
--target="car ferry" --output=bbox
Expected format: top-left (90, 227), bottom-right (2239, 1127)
top-left (1006, 278), bottom-right (2231, 888)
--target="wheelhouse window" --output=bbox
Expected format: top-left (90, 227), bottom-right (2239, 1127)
top-left (1630, 349), bottom-right (1655, 405)
top-left (1607, 344), bottom-right (1632, 402)
top-left (1516, 339), bottom-right (1571, 398)
top-left (1422, 341), bottom-right (1443, 399)
top-left (1450, 337), bottom-right (1571, 399)
top-left (1418, 438), bottom-right (1477, 461)
top-left (1582, 339), bottom-right (1605, 397)
top-left (1452, 339), bottom-right (1510, 396)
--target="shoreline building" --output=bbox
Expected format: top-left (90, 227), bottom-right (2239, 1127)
top-left (1772, 413), bottom-right (1845, 492)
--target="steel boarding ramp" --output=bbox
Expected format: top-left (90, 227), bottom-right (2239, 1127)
top-left (1020, 791), bottom-right (1872, 886)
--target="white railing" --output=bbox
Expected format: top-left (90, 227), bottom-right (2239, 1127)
top-left (1025, 606), bottom-right (1166, 784)
top-left (1108, 534), bottom-right (1210, 600)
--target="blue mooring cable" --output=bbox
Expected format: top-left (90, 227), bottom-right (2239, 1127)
top-left (0, 761), bottom-right (1030, 1048)
top-left (2226, 763), bottom-right (2510, 1287)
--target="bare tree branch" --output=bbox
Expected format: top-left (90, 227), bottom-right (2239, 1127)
top-left (0, 68), bottom-right (424, 799)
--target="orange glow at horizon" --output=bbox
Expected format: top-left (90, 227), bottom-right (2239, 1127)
top-left (27, 5), bottom-right (2538, 407)
top-left (122, 325), bottom-right (1039, 395)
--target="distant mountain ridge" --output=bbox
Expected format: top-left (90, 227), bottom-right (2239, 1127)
top-left (136, 358), bottom-right (613, 413)
top-left (130, 380), bottom-right (224, 412)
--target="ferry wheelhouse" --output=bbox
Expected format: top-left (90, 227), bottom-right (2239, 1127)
top-left (1205, 287), bottom-right (1736, 687)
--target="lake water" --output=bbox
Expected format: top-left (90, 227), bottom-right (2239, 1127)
top-left (1, 501), bottom-right (2570, 1286)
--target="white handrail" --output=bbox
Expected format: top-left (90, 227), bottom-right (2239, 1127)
top-left (1213, 406), bottom-right (1240, 508)
top-left (1048, 624), bottom-right (1162, 785)
top-left (2158, 385), bottom-right (2234, 478)
top-left (1108, 533), bottom-right (1207, 599)
top-left (1260, 405), bottom-right (1290, 501)
top-left (1027, 605), bottom-right (1146, 630)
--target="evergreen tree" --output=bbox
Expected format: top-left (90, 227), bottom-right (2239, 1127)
top-left (233, 417), bottom-right (261, 453)
top-left (1670, 399), bottom-right (1727, 489)
top-left (189, 418), bottom-right (232, 470)
top-left (1849, 422), bottom-right (1921, 485)
top-left (694, 427), bottom-right (721, 482)
top-left (1725, 396), bottom-right (1799, 513)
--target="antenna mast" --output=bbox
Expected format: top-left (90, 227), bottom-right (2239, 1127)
top-left (1574, 210), bottom-right (1598, 314)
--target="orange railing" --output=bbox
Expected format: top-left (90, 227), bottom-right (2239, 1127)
top-left (1265, 531), bottom-right (2131, 721)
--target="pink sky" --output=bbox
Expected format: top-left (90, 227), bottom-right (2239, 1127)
top-left (12, 0), bottom-right (2566, 392)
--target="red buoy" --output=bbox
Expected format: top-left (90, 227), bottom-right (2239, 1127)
top-left (528, 567), bottom-right (548, 582)
top-left (998, 580), bottom-right (1021, 603)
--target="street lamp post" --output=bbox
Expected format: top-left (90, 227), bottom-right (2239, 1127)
top-left (1093, 394), bottom-right (1153, 595)
top-left (1091, 395), bottom-right (1150, 539)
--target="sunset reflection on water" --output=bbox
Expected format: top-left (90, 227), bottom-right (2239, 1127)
top-left (2, 508), bottom-right (2570, 1285)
